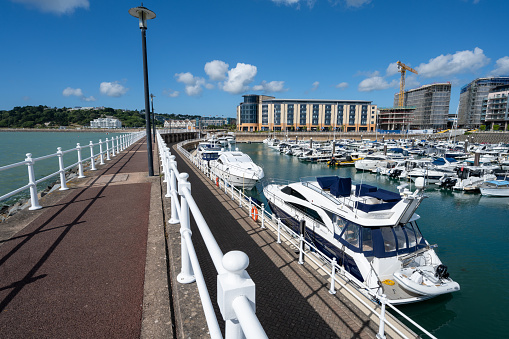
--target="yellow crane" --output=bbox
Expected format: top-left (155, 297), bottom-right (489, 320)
top-left (397, 61), bottom-right (418, 107)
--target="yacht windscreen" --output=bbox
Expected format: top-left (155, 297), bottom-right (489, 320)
top-left (281, 186), bottom-right (307, 201)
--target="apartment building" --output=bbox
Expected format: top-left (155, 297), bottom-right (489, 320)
top-left (89, 116), bottom-right (122, 129)
top-left (482, 84), bottom-right (509, 130)
top-left (236, 95), bottom-right (377, 132)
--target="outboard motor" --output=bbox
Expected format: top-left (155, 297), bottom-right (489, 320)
top-left (440, 177), bottom-right (457, 189)
top-left (389, 169), bottom-right (402, 178)
top-left (435, 264), bottom-right (450, 279)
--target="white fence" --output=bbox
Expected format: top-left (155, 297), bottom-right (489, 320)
top-left (164, 135), bottom-right (438, 339)
top-left (0, 132), bottom-right (145, 210)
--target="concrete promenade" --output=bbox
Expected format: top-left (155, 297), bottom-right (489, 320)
top-left (0, 135), bottom-right (415, 338)
top-left (0, 138), bottom-right (171, 338)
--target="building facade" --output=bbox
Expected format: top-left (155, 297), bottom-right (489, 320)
top-left (393, 83), bottom-right (451, 129)
top-left (458, 77), bottom-right (509, 128)
top-left (482, 84), bottom-right (509, 130)
top-left (378, 107), bottom-right (416, 131)
top-left (89, 116), bottom-right (122, 129)
top-left (236, 95), bottom-right (377, 132)
top-left (163, 119), bottom-right (196, 130)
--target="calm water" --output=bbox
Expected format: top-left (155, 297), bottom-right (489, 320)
top-left (0, 131), bottom-right (121, 204)
top-left (236, 142), bottom-right (509, 338)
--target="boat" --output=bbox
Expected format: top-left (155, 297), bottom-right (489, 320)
top-left (196, 140), bottom-right (222, 163)
top-left (393, 266), bottom-right (460, 297)
top-left (263, 176), bottom-right (460, 304)
top-left (479, 179), bottom-right (509, 197)
top-left (209, 149), bottom-right (264, 190)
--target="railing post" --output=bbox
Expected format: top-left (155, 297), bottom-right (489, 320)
top-left (25, 153), bottom-right (42, 210)
top-left (277, 218), bottom-right (281, 244)
top-left (261, 203), bottom-right (265, 229)
top-left (298, 234), bottom-right (305, 265)
top-left (217, 251), bottom-right (256, 339)
top-left (105, 138), bottom-right (111, 160)
top-left (89, 141), bottom-right (97, 171)
top-left (76, 143), bottom-right (85, 178)
top-left (116, 136), bottom-right (120, 154)
top-left (99, 139), bottom-right (105, 165)
top-left (376, 294), bottom-right (387, 339)
top-left (111, 137), bottom-right (116, 157)
top-left (177, 172), bottom-right (195, 284)
top-left (329, 258), bottom-right (337, 295)
top-left (168, 155), bottom-right (179, 224)
top-left (231, 181), bottom-right (234, 200)
top-left (238, 187), bottom-right (242, 208)
top-left (57, 147), bottom-right (69, 191)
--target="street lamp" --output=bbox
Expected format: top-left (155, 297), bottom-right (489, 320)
top-left (150, 93), bottom-right (156, 140)
top-left (129, 4), bottom-right (156, 176)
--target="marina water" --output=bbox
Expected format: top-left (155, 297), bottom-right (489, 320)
top-left (0, 131), bottom-right (120, 204)
top-left (236, 142), bottom-right (508, 338)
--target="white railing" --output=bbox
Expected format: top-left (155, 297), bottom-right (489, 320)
top-left (172, 136), bottom-right (437, 339)
top-left (0, 132), bottom-right (145, 209)
top-left (156, 131), bottom-right (267, 339)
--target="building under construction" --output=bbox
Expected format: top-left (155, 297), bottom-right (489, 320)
top-left (393, 83), bottom-right (451, 129)
top-left (377, 107), bottom-right (416, 131)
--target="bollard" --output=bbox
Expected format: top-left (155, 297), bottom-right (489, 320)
top-left (89, 141), bottom-right (97, 171)
top-left (105, 138), bottom-right (111, 160)
top-left (25, 153), bottom-right (42, 210)
top-left (76, 143), bottom-right (85, 178)
top-left (99, 139), bottom-right (105, 165)
top-left (329, 258), bottom-right (337, 294)
top-left (168, 156), bottom-right (179, 224)
top-left (177, 172), bottom-right (195, 284)
top-left (57, 147), bottom-right (69, 191)
top-left (376, 294), bottom-right (387, 339)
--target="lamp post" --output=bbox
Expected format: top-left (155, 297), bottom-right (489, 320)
top-left (129, 4), bottom-right (155, 176)
top-left (150, 93), bottom-right (156, 140)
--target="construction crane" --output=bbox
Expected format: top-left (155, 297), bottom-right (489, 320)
top-left (397, 61), bottom-right (418, 107)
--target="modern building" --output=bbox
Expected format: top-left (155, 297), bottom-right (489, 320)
top-left (377, 107), bottom-right (416, 131)
top-left (89, 116), bottom-right (122, 129)
top-left (236, 95), bottom-right (377, 132)
top-left (458, 77), bottom-right (509, 128)
top-left (393, 83), bottom-right (451, 129)
top-left (482, 84), bottom-right (509, 131)
top-left (198, 117), bottom-right (230, 128)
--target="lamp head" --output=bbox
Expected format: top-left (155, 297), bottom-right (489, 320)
top-left (129, 5), bottom-right (156, 29)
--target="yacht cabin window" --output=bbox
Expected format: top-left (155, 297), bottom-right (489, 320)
top-left (394, 225), bottom-right (408, 250)
top-left (403, 223), bottom-right (417, 248)
top-left (381, 227), bottom-right (397, 252)
top-left (342, 223), bottom-right (360, 248)
top-left (362, 227), bottom-right (373, 252)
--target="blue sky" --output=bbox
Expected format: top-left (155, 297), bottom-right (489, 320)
top-left (3, 0), bottom-right (509, 118)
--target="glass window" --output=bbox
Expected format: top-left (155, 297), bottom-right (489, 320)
top-left (381, 227), bottom-right (396, 252)
top-left (331, 214), bottom-right (347, 235)
top-left (403, 223), bottom-right (417, 248)
top-left (342, 223), bottom-right (360, 248)
top-left (362, 227), bottom-right (373, 252)
top-left (394, 225), bottom-right (407, 250)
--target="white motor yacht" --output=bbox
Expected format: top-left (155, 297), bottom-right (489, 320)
top-left (210, 150), bottom-right (264, 190)
top-left (263, 176), bottom-right (460, 304)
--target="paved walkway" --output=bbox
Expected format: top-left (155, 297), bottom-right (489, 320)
top-left (0, 138), bottom-right (168, 338)
top-left (168, 143), bottom-right (387, 339)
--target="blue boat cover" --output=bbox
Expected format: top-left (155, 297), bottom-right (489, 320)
top-left (364, 188), bottom-right (401, 202)
top-left (432, 157), bottom-right (457, 166)
top-left (317, 176), bottom-right (351, 197)
top-left (355, 184), bottom-right (378, 196)
top-left (317, 176), bottom-right (339, 190)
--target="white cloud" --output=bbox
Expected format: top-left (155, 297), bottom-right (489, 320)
top-left (100, 81), bottom-right (128, 97)
top-left (63, 87), bottom-right (83, 97)
top-left (386, 62), bottom-right (399, 77)
top-left (335, 82), bottom-right (348, 89)
top-left (204, 60), bottom-right (229, 81)
top-left (252, 81), bottom-right (287, 93)
top-left (344, 0), bottom-right (371, 7)
top-left (11, 0), bottom-right (89, 14)
top-left (358, 77), bottom-right (398, 92)
top-left (163, 89), bottom-right (180, 98)
top-left (489, 56), bottom-right (509, 77)
top-left (82, 96), bottom-right (96, 102)
top-left (221, 63), bottom-right (258, 95)
top-left (416, 47), bottom-right (490, 78)
top-left (310, 81), bottom-right (319, 91)
top-left (271, 0), bottom-right (300, 5)
top-left (175, 72), bottom-right (206, 96)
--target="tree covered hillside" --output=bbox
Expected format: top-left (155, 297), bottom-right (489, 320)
top-left (0, 106), bottom-right (201, 128)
